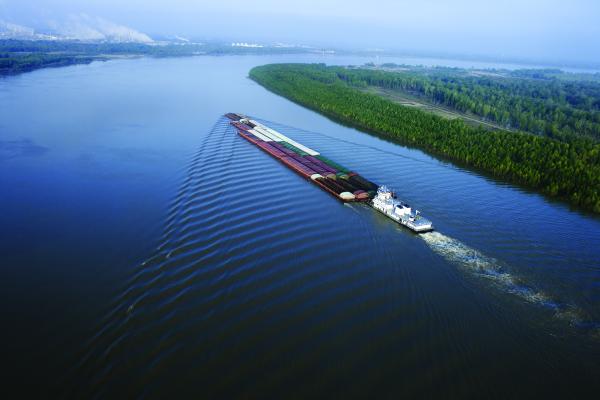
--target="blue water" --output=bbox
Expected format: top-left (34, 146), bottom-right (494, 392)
top-left (1, 55), bottom-right (599, 397)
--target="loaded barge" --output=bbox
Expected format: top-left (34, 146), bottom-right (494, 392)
top-left (225, 113), bottom-right (433, 232)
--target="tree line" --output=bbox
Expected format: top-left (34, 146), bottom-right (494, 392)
top-left (0, 53), bottom-right (100, 75)
top-left (333, 65), bottom-right (600, 142)
top-left (0, 39), bottom-right (316, 76)
top-left (250, 63), bottom-right (600, 213)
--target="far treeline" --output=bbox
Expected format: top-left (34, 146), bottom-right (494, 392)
top-left (346, 64), bottom-right (600, 142)
top-left (0, 53), bottom-right (103, 75)
top-left (249, 63), bottom-right (600, 213)
top-left (0, 40), bottom-right (198, 75)
top-left (0, 40), bottom-right (315, 76)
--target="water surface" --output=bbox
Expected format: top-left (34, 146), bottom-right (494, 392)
top-left (1, 55), bottom-right (599, 397)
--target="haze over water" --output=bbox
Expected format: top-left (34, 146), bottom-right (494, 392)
top-left (1, 54), bottom-right (599, 397)
top-left (3, 0), bottom-right (600, 66)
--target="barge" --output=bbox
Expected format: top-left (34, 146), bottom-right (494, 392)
top-left (225, 113), bottom-right (433, 232)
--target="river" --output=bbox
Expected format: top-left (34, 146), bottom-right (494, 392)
top-left (1, 54), bottom-right (599, 397)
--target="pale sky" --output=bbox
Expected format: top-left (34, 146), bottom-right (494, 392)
top-left (2, 0), bottom-right (599, 64)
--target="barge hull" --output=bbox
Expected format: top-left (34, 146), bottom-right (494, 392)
top-left (226, 113), bottom-right (433, 233)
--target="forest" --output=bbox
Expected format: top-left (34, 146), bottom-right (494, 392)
top-left (336, 64), bottom-right (600, 142)
top-left (249, 63), bottom-right (600, 213)
top-left (0, 52), bottom-right (103, 75)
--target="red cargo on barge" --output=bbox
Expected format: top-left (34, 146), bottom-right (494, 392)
top-left (226, 113), bottom-right (377, 203)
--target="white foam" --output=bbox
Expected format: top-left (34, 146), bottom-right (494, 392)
top-left (420, 232), bottom-right (559, 309)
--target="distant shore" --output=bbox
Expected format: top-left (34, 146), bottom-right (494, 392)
top-left (0, 39), bottom-right (321, 77)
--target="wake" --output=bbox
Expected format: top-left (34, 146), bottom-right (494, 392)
top-left (420, 231), bottom-right (587, 327)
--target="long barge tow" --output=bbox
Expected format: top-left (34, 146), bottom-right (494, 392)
top-left (225, 113), bottom-right (433, 233)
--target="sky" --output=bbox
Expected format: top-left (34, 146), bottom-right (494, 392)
top-left (1, 0), bottom-right (599, 64)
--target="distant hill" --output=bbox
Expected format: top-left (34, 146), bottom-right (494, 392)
top-left (0, 16), bottom-right (153, 44)
top-left (0, 20), bottom-right (59, 41)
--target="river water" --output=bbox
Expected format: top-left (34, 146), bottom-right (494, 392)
top-left (1, 54), bottom-right (599, 397)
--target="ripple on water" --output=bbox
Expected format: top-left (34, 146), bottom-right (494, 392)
top-left (70, 116), bottom-right (600, 398)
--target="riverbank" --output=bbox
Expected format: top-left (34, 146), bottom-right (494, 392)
top-left (249, 63), bottom-right (600, 213)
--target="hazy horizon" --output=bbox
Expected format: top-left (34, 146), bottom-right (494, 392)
top-left (1, 0), bottom-right (599, 65)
